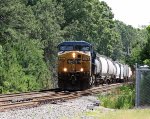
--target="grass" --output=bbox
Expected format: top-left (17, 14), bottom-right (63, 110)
top-left (98, 84), bottom-right (135, 109)
top-left (85, 109), bottom-right (150, 119)
top-left (73, 84), bottom-right (150, 119)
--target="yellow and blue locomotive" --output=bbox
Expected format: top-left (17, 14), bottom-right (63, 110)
top-left (57, 41), bottom-right (96, 90)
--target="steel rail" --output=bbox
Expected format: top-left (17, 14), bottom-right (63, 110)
top-left (0, 82), bottom-right (133, 112)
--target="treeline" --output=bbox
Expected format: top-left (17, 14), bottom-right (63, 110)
top-left (140, 26), bottom-right (150, 66)
top-left (0, 0), bottom-right (149, 93)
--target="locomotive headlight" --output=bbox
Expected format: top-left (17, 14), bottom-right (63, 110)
top-left (63, 68), bottom-right (67, 72)
top-left (80, 68), bottom-right (84, 72)
top-left (72, 52), bottom-right (76, 58)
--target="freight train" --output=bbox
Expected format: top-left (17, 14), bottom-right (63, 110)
top-left (57, 41), bottom-right (132, 90)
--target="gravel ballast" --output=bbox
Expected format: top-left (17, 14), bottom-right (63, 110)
top-left (0, 95), bottom-right (104, 119)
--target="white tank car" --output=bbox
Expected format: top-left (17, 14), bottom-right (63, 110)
top-left (95, 55), bottom-right (116, 79)
top-left (95, 58), bottom-right (101, 74)
top-left (106, 58), bottom-right (116, 77)
top-left (114, 62), bottom-right (121, 79)
top-left (126, 65), bottom-right (129, 78)
top-left (113, 62), bottom-right (117, 77)
top-left (128, 67), bottom-right (132, 79)
top-left (123, 65), bottom-right (127, 78)
top-left (123, 65), bottom-right (129, 79)
top-left (120, 63), bottom-right (124, 80)
top-left (94, 54), bottom-right (132, 83)
top-left (97, 55), bottom-right (108, 79)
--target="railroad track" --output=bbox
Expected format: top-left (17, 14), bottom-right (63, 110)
top-left (0, 82), bottom-right (133, 112)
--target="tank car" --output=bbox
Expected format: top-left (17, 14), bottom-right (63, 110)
top-left (114, 62), bottom-right (121, 82)
top-left (128, 67), bottom-right (132, 80)
top-left (123, 65), bottom-right (129, 82)
top-left (94, 55), bottom-right (116, 84)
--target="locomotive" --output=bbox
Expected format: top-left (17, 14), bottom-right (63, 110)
top-left (57, 41), bottom-right (132, 90)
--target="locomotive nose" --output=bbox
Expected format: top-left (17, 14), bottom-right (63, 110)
top-left (58, 51), bottom-right (90, 73)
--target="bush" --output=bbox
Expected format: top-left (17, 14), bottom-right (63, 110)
top-left (98, 85), bottom-right (135, 109)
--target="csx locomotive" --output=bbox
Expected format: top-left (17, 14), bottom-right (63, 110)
top-left (57, 41), bottom-right (132, 90)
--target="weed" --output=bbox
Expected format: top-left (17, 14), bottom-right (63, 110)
top-left (98, 84), bottom-right (135, 109)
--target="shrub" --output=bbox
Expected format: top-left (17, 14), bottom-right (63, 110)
top-left (98, 85), bottom-right (135, 109)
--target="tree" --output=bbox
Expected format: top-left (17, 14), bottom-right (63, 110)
top-left (141, 25), bottom-right (150, 66)
top-left (114, 20), bottom-right (147, 65)
top-left (59, 0), bottom-right (117, 57)
top-left (0, 0), bottom-right (52, 93)
top-left (0, 0), bottom-right (148, 93)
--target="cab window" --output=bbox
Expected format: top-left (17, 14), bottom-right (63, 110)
top-left (75, 45), bottom-right (90, 51)
top-left (59, 45), bottom-right (73, 51)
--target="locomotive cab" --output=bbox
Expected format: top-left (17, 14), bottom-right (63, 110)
top-left (57, 41), bottom-right (94, 90)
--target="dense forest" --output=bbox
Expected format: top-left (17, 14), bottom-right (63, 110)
top-left (0, 0), bottom-right (149, 93)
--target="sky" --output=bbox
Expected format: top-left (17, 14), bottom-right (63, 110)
top-left (101, 0), bottom-right (150, 28)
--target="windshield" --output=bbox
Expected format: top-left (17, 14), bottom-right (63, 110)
top-left (75, 45), bottom-right (90, 51)
top-left (59, 45), bottom-right (74, 51)
top-left (59, 45), bottom-right (90, 51)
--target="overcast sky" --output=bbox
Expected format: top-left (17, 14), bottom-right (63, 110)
top-left (101, 0), bottom-right (150, 28)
